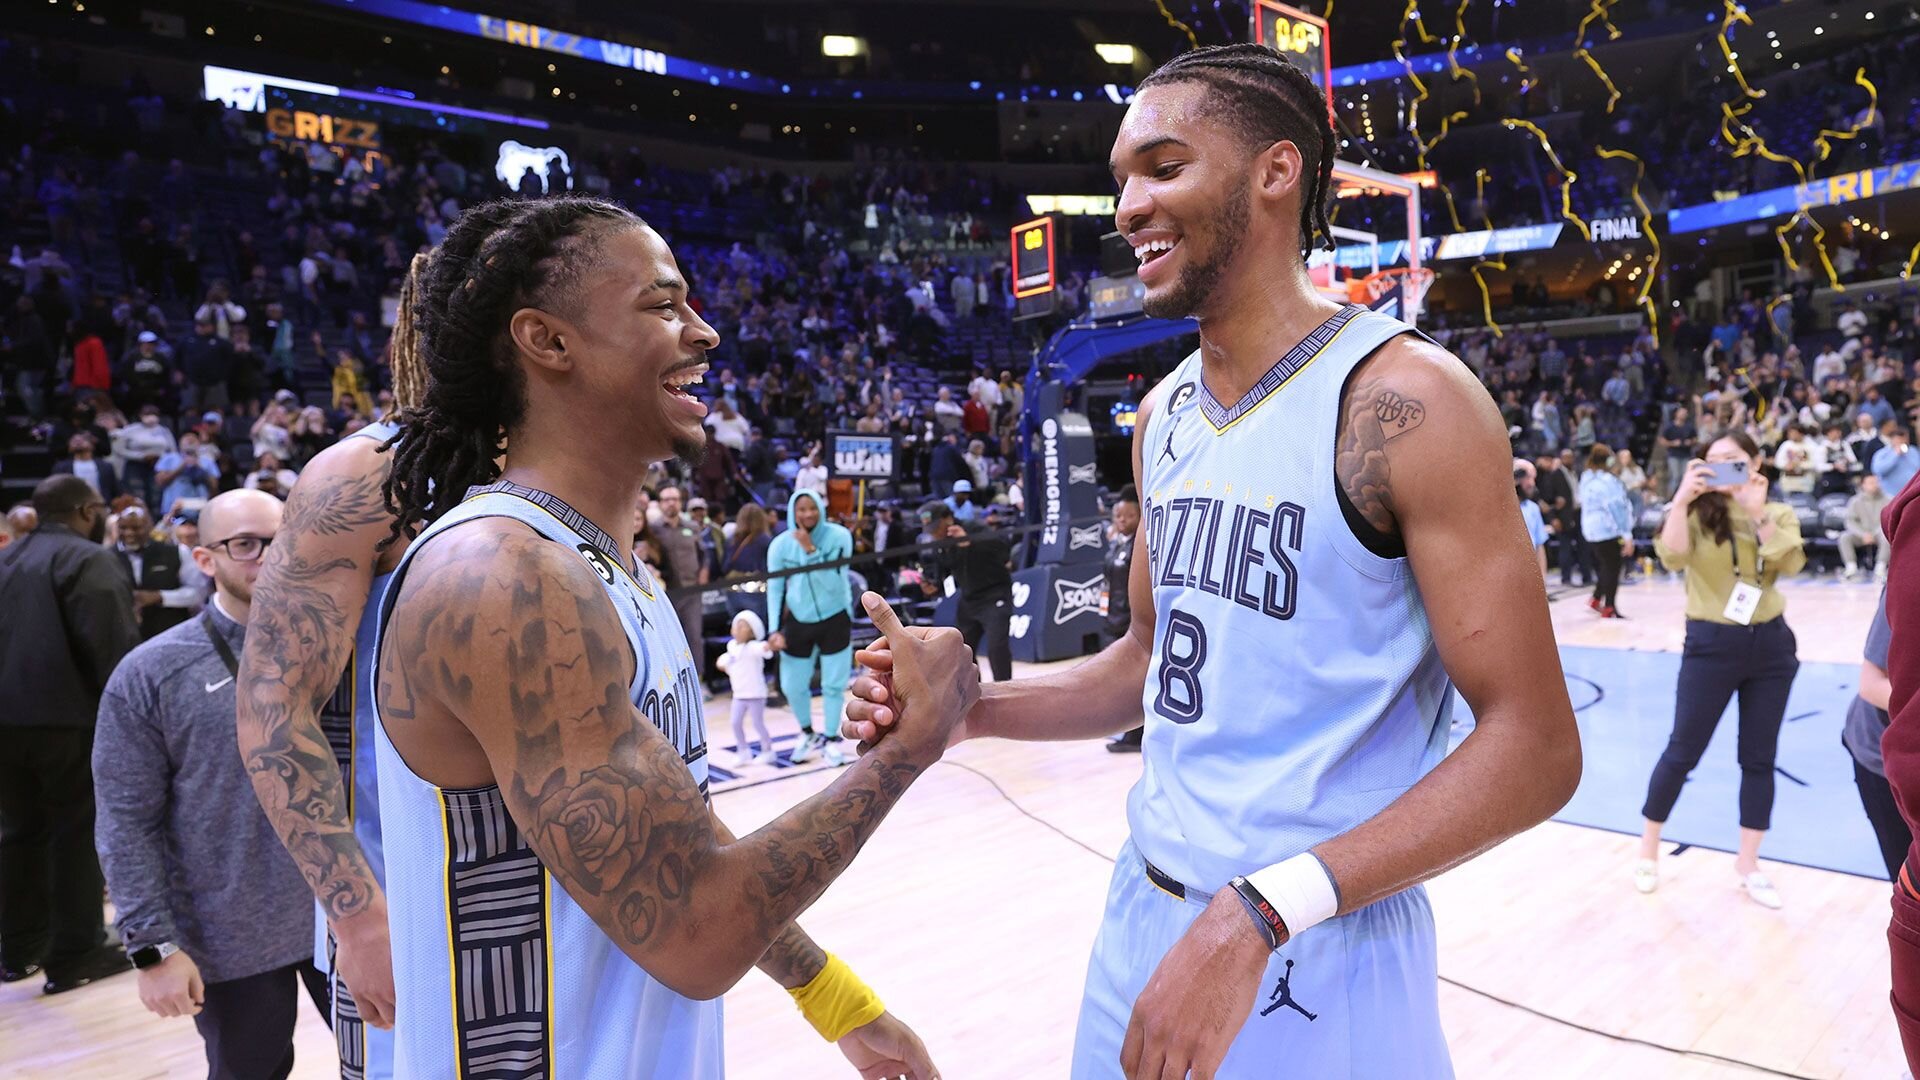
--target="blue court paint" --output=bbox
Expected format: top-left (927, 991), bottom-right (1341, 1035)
top-left (1451, 647), bottom-right (1886, 880)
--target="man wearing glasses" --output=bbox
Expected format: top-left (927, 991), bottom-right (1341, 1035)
top-left (94, 489), bottom-right (328, 1077)
top-left (0, 475), bottom-right (138, 993)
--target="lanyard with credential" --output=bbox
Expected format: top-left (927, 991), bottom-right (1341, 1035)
top-left (201, 609), bottom-right (240, 679)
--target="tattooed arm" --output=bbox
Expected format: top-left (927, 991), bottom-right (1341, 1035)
top-left (235, 435), bottom-right (397, 1025)
top-left (1312, 338), bottom-right (1581, 913)
top-left (385, 523), bottom-right (974, 1001)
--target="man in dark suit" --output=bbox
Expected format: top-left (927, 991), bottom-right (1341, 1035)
top-left (114, 505), bottom-right (202, 640)
top-left (49, 432), bottom-right (121, 504)
top-left (0, 476), bottom-right (140, 992)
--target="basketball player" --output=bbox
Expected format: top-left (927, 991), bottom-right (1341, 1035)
top-left (847, 44), bottom-right (1581, 1078)
top-left (368, 196), bottom-right (961, 1077)
top-left (236, 258), bottom-right (431, 1080)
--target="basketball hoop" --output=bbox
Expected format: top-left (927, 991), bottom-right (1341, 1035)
top-left (1350, 266), bottom-right (1435, 320)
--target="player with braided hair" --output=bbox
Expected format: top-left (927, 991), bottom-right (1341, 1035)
top-left (845, 43), bottom-right (1579, 1077)
top-left (360, 195), bottom-right (947, 1078)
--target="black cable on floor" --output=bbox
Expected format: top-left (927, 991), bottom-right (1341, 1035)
top-left (940, 758), bottom-right (1828, 1080)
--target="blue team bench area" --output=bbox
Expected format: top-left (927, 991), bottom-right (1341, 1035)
top-left (1450, 646), bottom-right (1887, 881)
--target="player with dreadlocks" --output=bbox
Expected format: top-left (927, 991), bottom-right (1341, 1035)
top-left (363, 195), bottom-right (953, 1078)
top-left (844, 44), bottom-right (1579, 1077)
top-left (236, 252), bottom-right (434, 1080)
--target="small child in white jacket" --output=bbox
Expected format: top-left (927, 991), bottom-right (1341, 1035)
top-left (716, 610), bottom-right (775, 764)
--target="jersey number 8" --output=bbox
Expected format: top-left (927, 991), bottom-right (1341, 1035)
top-left (1153, 609), bottom-right (1207, 723)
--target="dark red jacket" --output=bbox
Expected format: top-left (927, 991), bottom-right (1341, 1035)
top-left (71, 334), bottom-right (111, 392)
top-left (1878, 479), bottom-right (1920, 1065)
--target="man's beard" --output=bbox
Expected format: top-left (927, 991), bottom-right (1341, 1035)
top-left (671, 432), bottom-right (708, 468)
top-left (1142, 176), bottom-right (1251, 321)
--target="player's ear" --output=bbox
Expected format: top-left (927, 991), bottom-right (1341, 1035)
top-left (511, 308), bottom-right (572, 374)
top-left (1254, 139), bottom-right (1303, 204)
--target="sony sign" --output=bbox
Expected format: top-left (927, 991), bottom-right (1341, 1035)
top-left (1053, 574), bottom-right (1105, 625)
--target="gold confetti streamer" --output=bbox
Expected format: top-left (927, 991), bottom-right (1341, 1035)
top-left (1392, 37), bottom-right (1432, 140)
top-left (1506, 47), bottom-right (1537, 95)
top-left (1813, 68), bottom-right (1878, 163)
top-left (1151, 0), bottom-right (1198, 50)
top-left (1420, 110), bottom-right (1471, 233)
top-left (1903, 241), bottom-right (1920, 280)
top-left (1470, 167), bottom-right (1504, 336)
top-left (1573, 0), bottom-right (1623, 113)
top-left (1403, 0), bottom-right (1437, 46)
top-left (1502, 118), bottom-right (1592, 241)
top-left (1447, 0), bottom-right (1481, 106)
top-left (1595, 145), bottom-right (1661, 346)
top-left (1716, 0), bottom-right (1764, 100)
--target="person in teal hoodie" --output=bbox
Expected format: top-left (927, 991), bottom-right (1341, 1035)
top-left (766, 488), bottom-right (854, 764)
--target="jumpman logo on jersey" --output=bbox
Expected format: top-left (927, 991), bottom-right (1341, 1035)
top-left (1160, 414), bottom-right (1181, 464)
top-left (1260, 959), bottom-right (1317, 1022)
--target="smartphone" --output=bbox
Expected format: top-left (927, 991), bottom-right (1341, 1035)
top-left (1705, 460), bottom-right (1750, 488)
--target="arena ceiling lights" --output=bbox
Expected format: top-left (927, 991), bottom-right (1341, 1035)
top-left (1094, 44), bottom-right (1139, 65)
top-left (821, 35), bottom-right (866, 58)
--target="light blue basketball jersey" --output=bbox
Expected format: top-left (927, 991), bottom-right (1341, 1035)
top-left (1129, 304), bottom-right (1456, 891)
top-left (315, 419), bottom-right (400, 1080)
top-left (373, 482), bottom-right (722, 1080)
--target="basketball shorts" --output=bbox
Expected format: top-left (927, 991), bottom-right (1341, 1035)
top-left (1071, 838), bottom-right (1453, 1079)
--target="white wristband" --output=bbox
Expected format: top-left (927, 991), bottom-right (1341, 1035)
top-left (1247, 853), bottom-right (1340, 940)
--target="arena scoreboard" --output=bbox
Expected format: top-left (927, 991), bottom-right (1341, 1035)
top-left (1250, 0), bottom-right (1333, 121)
top-left (1011, 216), bottom-right (1057, 322)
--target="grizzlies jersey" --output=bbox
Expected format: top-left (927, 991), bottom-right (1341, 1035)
top-left (373, 482), bottom-right (720, 1079)
top-left (316, 419), bottom-right (399, 1080)
top-left (1129, 304), bottom-right (1456, 891)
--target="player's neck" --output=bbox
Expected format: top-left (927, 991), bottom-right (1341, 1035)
top-left (498, 430), bottom-right (646, 566)
top-left (1194, 263), bottom-right (1343, 407)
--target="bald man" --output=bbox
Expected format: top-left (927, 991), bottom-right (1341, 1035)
top-left (96, 489), bottom-right (329, 1078)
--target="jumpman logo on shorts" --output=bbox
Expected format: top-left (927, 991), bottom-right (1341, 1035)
top-left (1260, 959), bottom-right (1317, 1022)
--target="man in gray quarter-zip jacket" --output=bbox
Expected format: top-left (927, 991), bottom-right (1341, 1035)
top-left (94, 490), bottom-right (326, 1080)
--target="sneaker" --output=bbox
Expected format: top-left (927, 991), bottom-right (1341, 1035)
top-left (1740, 871), bottom-right (1783, 910)
top-left (1106, 732), bottom-right (1143, 753)
top-left (42, 946), bottom-right (131, 995)
top-left (1841, 566), bottom-right (1860, 581)
top-left (1, 959), bottom-right (43, 983)
top-left (1601, 606), bottom-right (1627, 620)
top-left (752, 747), bottom-right (778, 766)
top-left (1632, 859), bottom-right (1658, 894)
top-left (789, 733), bottom-right (823, 764)
top-left (1588, 597), bottom-right (1602, 611)
top-left (826, 740), bottom-right (846, 766)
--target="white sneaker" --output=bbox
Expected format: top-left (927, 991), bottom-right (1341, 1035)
top-left (752, 747), bottom-right (778, 766)
top-left (826, 740), bottom-right (845, 766)
top-left (1740, 871), bottom-right (1783, 909)
top-left (1632, 859), bottom-right (1659, 894)
top-left (733, 750), bottom-right (753, 768)
top-left (1841, 566), bottom-right (1860, 581)
top-left (789, 733), bottom-right (823, 764)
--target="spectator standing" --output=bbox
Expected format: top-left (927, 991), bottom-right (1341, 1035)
top-left (767, 489), bottom-right (855, 764)
top-left (1817, 424), bottom-right (1859, 496)
top-left (3, 295), bottom-right (54, 418)
top-left (115, 505), bottom-right (205, 640)
top-left (1516, 459), bottom-right (1550, 579)
top-left (945, 478), bottom-right (980, 523)
top-left (932, 386), bottom-right (964, 434)
top-left (120, 330), bottom-right (175, 415)
top-left (916, 499), bottom-right (1013, 683)
top-left (1841, 474), bottom-right (1891, 581)
top-left (653, 486), bottom-right (711, 688)
top-left (1103, 488), bottom-right (1143, 753)
top-left (0, 476), bottom-right (139, 992)
top-left (51, 433), bottom-right (123, 504)
top-left (242, 453), bottom-right (299, 499)
top-left (154, 431), bottom-right (220, 517)
top-left (193, 283), bottom-right (246, 342)
top-left (961, 387), bottom-right (992, 439)
top-left (720, 503), bottom-right (773, 624)
top-left (178, 316), bottom-right (234, 414)
top-left (1578, 444), bottom-right (1635, 619)
top-left (70, 328), bottom-right (112, 396)
top-left (93, 490), bottom-right (327, 1077)
top-left (794, 447), bottom-right (828, 495)
top-left (716, 611), bottom-right (776, 766)
top-left (119, 404), bottom-right (176, 506)
top-left (1876, 426), bottom-right (1920, 496)
top-left (1535, 452), bottom-right (1585, 586)
top-left (963, 439), bottom-right (991, 491)
top-left (1661, 407), bottom-right (1698, 497)
top-left (1773, 425), bottom-right (1822, 497)
top-left (1637, 434), bottom-right (1804, 907)
top-left (1846, 590), bottom-right (1909, 879)
top-left (705, 397), bottom-right (752, 453)
top-left (1616, 450), bottom-right (1649, 524)
top-left (929, 431), bottom-right (967, 497)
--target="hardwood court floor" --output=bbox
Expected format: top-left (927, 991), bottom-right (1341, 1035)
top-left (2, 576), bottom-right (1900, 1078)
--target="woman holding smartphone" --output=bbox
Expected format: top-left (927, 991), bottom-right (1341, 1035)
top-left (1634, 432), bottom-right (1805, 907)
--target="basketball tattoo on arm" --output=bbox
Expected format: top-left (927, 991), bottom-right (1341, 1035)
top-left (387, 533), bottom-right (921, 967)
top-left (237, 461), bottom-right (392, 922)
top-left (1336, 378), bottom-right (1428, 537)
